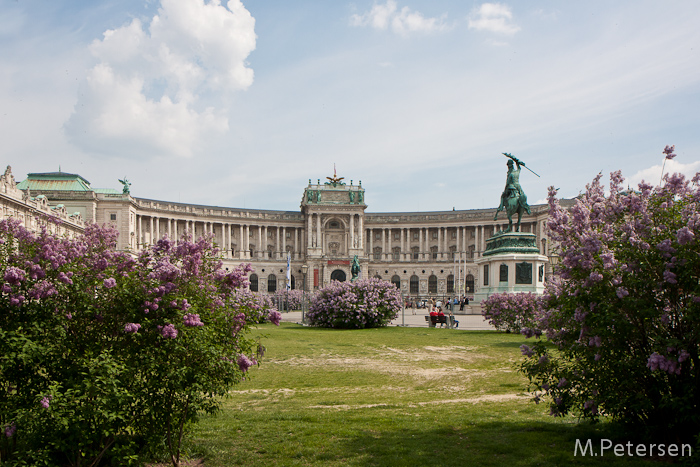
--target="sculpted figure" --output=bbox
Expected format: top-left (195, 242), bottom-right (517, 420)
top-left (351, 255), bottom-right (361, 282)
top-left (494, 154), bottom-right (531, 232)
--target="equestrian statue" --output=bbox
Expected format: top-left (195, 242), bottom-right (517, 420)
top-left (494, 153), bottom-right (538, 232)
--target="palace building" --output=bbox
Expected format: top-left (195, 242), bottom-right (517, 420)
top-left (1, 166), bottom-right (567, 304)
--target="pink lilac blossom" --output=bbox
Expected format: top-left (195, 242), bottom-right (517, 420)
top-left (124, 322), bottom-right (141, 333)
top-left (40, 396), bottom-right (52, 409)
top-left (103, 277), bottom-right (117, 289)
top-left (159, 324), bottom-right (178, 339)
top-left (237, 355), bottom-right (254, 372)
top-left (4, 422), bottom-right (16, 438)
top-left (268, 310), bottom-right (282, 326)
top-left (183, 313), bottom-right (204, 327)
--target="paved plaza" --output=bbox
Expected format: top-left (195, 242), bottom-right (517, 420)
top-left (278, 308), bottom-right (496, 330)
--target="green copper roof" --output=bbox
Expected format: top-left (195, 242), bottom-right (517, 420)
top-left (17, 172), bottom-right (93, 192)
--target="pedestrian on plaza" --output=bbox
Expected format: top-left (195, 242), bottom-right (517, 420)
top-left (449, 311), bottom-right (459, 328)
top-left (459, 296), bottom-right (465, 311)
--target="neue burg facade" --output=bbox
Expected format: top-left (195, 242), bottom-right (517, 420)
top-left (2, 167), bottom-right (566, 304)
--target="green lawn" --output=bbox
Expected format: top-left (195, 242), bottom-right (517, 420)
top-left (186, 324), bottom-right (667, 466)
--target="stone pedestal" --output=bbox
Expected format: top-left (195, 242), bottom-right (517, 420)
top-left (473, 232), bottom-right (548, 304)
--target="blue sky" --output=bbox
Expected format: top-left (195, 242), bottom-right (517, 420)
top-left (1, 0), bottom-right (699, 212)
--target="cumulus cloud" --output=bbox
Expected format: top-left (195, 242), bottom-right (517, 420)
top-left (628, 158), bottom-right (700, 189)
top-left (468, 3), bottom-right (520, 35)
top-left (65, 0), bottom-right (256, 158)
top-left (350, 0), bottom-right (448, 37)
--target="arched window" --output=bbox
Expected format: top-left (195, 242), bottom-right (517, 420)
top-left (249, 273), bottom-right (259, 292)
top-left (249, 244), bottom-right (255, 257)
top-left (410, 275), bottom-right (419, 294)
top-left (290, 275), bottom-right (296, 289)
top-left (373, 247), bottom-right (382, 260)
top-left (268, 274), bottom-right (277, 293)
top-left (412, 246), bottom-right (420, 260)
top-left (392, 247), bottom-right (400, 260)
top-left (449, 246), bottom-right (456, 259)
top-left (447, 274), bottom-right (454, 294)
top-left (465, 274), bottom-right (474, 293)
top-left (331, 269), bottom-right (346, 282)
top-left (267, 245), bottom-right (274, 258)
top-left (428, 275), bottom-right (437, 294)
top-left (391, 275), bottom-right (401, 289)
top-left (373, 274), bottom-right (382, 280)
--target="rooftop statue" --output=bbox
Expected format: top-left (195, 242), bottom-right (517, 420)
top-left (494, 153), bottom-right (537, 232)
top-left (118, 177), bottom-right (131, 194)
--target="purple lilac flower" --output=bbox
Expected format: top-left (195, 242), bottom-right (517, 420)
top-left (663, 269), bottom-right (677, 284)
top-left (3, 267), bottom-right (25, 285)
top-left (557, 378), bottom-right (567, 388)
top-left (40, 396), bottom-right (52, 409)
top-left (183, 313), bottom-right (204, 327)
top-left (676, 226), bottom-right (694, 245)
top-left (238, 355), bottom-right (254, 372)
top-left (615, 287), bottom-right (629, 299)
top-left (663, 145), bottom-right (676, 160)
top-left (160, 324), bottom-right (178, 339)
top-left (4, 422), bottom-right (16, 438)
top-left (103, 277), bottom-right (117, 289)
top-left (268, 310), bottom-right (282, 326)
top-left (124, 322), bottom-right (141, 333)
top-left (520, 345), bottom-right (534, 357)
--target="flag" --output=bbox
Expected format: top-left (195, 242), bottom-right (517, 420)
top-left (286, 252), bottom-right (291, 290)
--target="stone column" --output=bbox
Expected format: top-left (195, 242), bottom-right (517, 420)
top-left (137, 215), bottom-right (142, 249)
top-left (316, 214), bottom-right (321, 252)
top-left (239, 225), bottom-right (244, 258)
top-left (307, 213), bottom-right (312, 248)
top-left (259, 226), bottom-right (263, 259)
top-left (418, 228), bottom-right (423, 260)
top-left (294, 227), bottom-right (299, 259)
top-left (369, 228), bottom-right (373, 259)
top-left (358, 215), bottom-right (364, 249)
top-left (400, 228), bottom-right (405, 261)
top-left (282, 227), bottom-right (286, 258)
top-left (349, 215), bottom-right (355, 249)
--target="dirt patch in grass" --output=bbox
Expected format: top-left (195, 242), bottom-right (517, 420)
top-left (307, 393), bottom-right (527, 411)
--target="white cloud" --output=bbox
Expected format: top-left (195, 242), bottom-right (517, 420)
top-left (628, 159), bottom-right (700, 189)
top-left (350, 0), bottom-right (448, 37)
top-left (468, 3), bottom-right (520, 35)
top-left (65, 0), bottom-right (256, 159)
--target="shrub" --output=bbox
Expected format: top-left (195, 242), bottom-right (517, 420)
top-left (0, 221), bottom-right (276, 466)
top-left (520, 147), bottom-right (700, 440)
top-left (273, 289), bottom-right (308, 310)
top-left (481, 292), bottom-right (542, 334)
top-left (307, 278), bottom-right (401, 329)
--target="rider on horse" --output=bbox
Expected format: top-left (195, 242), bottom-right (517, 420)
top-left (495, 154), bottom-right (531, 226)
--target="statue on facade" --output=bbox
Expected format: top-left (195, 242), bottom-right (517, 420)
top-left (316, 190), bottom-right (322, 203)
top-left (118, 177), bottom-right (131, 194)
top-left (349, 191), bottom-right (355, 203)
top-left (350, 255), bottom-right (361, 282)
top-left (357, 191), bottom-right (364, 204)
top-left (494, 153), bottom-right (533, 232)
top-left (307, 190), bottom-right (314, 203)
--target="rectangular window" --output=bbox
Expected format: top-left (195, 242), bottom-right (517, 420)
top-left (413, 232), bottom-right (419, 240)
top-left (110, 214), bottom-right (117, 221)
top-left (394, 232), bottom-right (400, 240)
top-left (484, 265), bottom-right (489, 286)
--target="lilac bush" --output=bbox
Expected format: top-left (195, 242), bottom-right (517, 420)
top-left (520, 147), bottom-right (700, 439)
top-left (481, 292), bottom-right (542, 333)
top-left (0, 221), bottom-right (277, 466)
top-left (307, 278), bottom-right (401, 329)
top-left (273, 288), bottom-right (307, 310)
